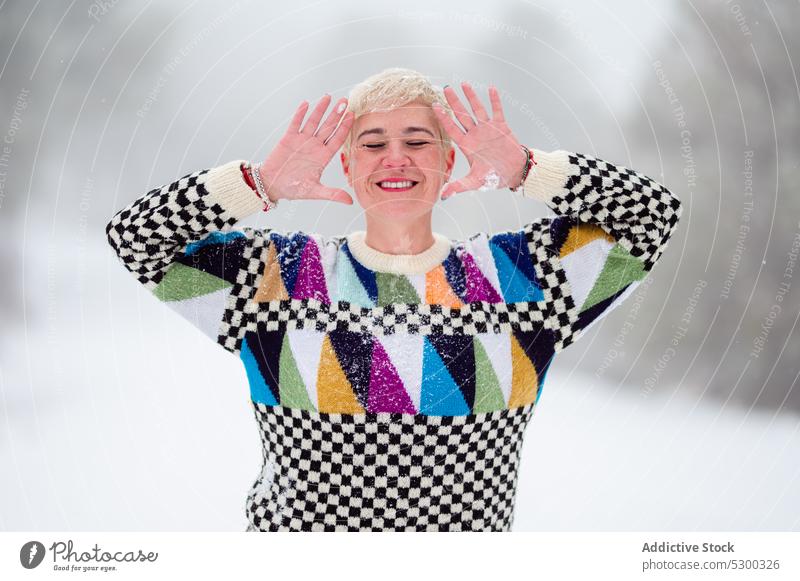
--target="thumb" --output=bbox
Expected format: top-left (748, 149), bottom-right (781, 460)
top-left (441, 174), bottom-right (481, 200)
top-left (314, 185), bottom-right (354, 205)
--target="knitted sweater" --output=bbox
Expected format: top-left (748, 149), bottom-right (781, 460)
top-left (106, 149), bottom-right (682, 532)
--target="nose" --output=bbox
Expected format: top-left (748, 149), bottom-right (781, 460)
top-left (381, 139), bottom-right (411, 167)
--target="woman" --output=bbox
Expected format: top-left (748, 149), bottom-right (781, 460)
top-left (106, 67), bottom-right (682, 531)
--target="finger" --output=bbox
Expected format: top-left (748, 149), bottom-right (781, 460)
top-left (461, 82), bottom-right (490, 123)
top-left (300, 94), bottom-right (332, 135)
top-left (312, 185), bottom-right (354, 205)
top-left (488, 85), bottom-right (506, 123)
top-left (287, 101), bottom-right (310, 133)
top-left (317, 97), bottom-right (348, 141)
top-left (441, 173), bottom-right (484, 199)
top-left (431, 103), bottom-right (466, 148)
top-left (323, 110), bottom-right (355, 150)
top-left (443, 85), bottom-right (476, 132)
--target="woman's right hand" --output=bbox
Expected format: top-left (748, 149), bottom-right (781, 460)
top-left (258, 94), bottom-right (356, 205)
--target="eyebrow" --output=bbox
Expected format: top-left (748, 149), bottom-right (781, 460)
top-left (356, 126), bottom-right (436, 141)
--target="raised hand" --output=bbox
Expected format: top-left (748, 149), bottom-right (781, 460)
top-left (259, 94), bottom-right (356, 204)
top-left (432, 83), bottom-right (528, 200)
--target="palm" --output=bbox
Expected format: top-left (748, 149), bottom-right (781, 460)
top-left (267, 137), bottom-right (331, 195)
top-left (260, 95), bottom-right (355, 204)
top-left (432, 83), bottom-right (527, 199)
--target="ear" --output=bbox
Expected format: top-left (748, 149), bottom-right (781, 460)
top-left (444, 146), bottom-right (455, 182)
top-left (340, 151), bottom-right (351, 186)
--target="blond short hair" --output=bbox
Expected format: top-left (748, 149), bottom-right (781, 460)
top-left (341, 67), bottom-right (455, 156)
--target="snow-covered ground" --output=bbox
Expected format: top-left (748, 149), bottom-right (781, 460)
top-left (516, 377), bottom-right (800, 530)
top-left (2, 242), bottom-right (799, 531)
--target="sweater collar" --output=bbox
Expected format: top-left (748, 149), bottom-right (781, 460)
top-left (345, 230), bottom-right (452, 275)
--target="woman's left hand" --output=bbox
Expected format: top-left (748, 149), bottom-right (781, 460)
top-left (432, 82), bottom-right (528, 200)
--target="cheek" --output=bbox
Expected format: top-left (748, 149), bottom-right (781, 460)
top-left (422, 152), bottom-right (447, 179)
top-left (351, 153), bottom-right (374, 174)
top-left (350, 159), bottom-right (377, 193)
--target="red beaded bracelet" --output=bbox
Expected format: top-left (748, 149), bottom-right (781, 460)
top-left (240, 162), bottom-right (257, 191)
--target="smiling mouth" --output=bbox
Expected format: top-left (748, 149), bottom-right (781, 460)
top-left (376, 180), bottom-right (419, 192)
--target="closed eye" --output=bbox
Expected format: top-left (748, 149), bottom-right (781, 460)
top-left (362, 141), bottom-right (431, 149)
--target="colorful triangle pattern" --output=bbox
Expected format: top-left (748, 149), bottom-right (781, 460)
top-left (240, 325), bottom-right (554, 416)
top-left (165, 221), bottom-right (643, 416)
top-left (248, 233), bottom-right (546, 307)
top-left (551, 218), bottom-right (649, 332)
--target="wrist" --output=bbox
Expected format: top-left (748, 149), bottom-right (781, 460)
top-left (509, 145), bottom-right (536, 192)
top-left (257, 164), bottom-right (281, 204)
top-left (510, 147), bottom-right (528, 189)
top-left (242, 162), bottom-right (279, 211)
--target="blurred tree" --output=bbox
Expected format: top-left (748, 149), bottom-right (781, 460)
top-left (618, 0), bottom-right (800, 411)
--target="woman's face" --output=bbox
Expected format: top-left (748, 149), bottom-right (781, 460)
top-left (340, 99), bottom-right (455, 220)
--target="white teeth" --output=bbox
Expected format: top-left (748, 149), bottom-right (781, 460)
top-left (379, 181), bottom-right (415, 189)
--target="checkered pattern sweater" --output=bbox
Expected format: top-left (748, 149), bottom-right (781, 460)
top-left (106, 149), bottom-right (682, 531)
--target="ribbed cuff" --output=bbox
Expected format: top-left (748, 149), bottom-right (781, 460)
top-left (521, 149), bottom-right (571, 202)
top-left (204, 159), bottom-right (265, 220)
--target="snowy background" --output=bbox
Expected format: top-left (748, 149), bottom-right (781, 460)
top-left (2, 0), bottom-right (799, 531)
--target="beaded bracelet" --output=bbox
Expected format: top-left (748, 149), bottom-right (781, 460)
top-left (240, 162), bottom-right (257, 190)
top-left (509, 145), bottom-right (537, 192)
top-left (252, 162), bottom-right (279, 212)
top-left (240, 162), bottom-right (279, 212)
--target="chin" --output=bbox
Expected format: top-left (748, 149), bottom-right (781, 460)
top-left (373, 197), bottom-right (435, 217)
top-left (358, 191), bottom-right (436, 217)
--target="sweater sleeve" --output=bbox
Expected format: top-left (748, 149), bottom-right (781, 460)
top-left (518, 149), bottom-right (683, 352)
top-left (105, 159), bottom-right (267, 352)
